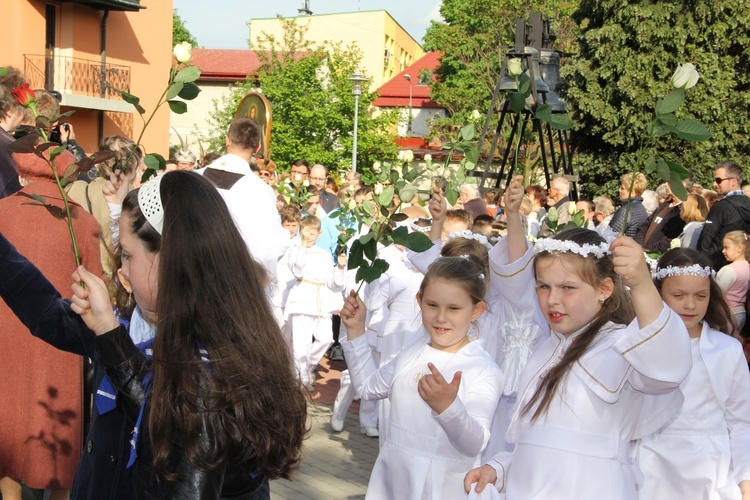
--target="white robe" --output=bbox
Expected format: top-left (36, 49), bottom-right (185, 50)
top-left (637, 323), bottom-right (750, 499)
top-left (342, 334), bottom-right (504, 500)
top-left (488, 305), bottom-right (692, 499)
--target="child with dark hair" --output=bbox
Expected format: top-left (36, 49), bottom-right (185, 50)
top-left (637, 248), bottom-right (750, 498)
top-left (341, 255), bottom-right (504, 499)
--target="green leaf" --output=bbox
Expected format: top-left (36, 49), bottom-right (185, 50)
top-left (464, 160), bottom-right (476, 171)
top-left (143, 152), bottom-right (166, 171)
top-left (51, 110), bottom-right (75, 122)
top-left (405, 231), bottom-right (433, 252)
top-left (363, 237), bottom-right (377, 260)
top-left (8, 133), bottom-right (41, 153)
top-left (390, 213), bottom-right (408, 222)
top-left (535, 104), bottom-right (552, 124)
top-left (509, 92), bottom-right (526, 113)
top-left (15, 191), bottom-right (46, 203)
top-left (355, 259), bottom-right (391, 284)
top-left (460, 123), bottom-right (475, 141)
top-left (445, 187), bottom-right (459, 206)
top-left (178, 81), bottom-right (201, 100)
top-left (669, 171), bottom-right (688, 201)
top-left (359, 232), bottom-right (375, 245)
top-left (656, 158), bottom-right (670, 181)
top-left (465, 147), bottom-right (480, 164)
top-left (348, 240), bottom-right (364, 269)
top-left (168, 100), bottom-right (188, 114)
top-left (173, 65), bottom-right (201, 84)
top-left (380, 205), bottom-right (389, 217)
top-left (362, 199), bottom-right (376, 215)
top-left (675, 120), bottom-right (711, 141)
top-left (379, 185), bottom-right (395, 207)
top-left (655, 88), bottom-right (685, 115)
top-left (644, 156), bottom-right (656, 174)
top-left (49, 144), bottom-right (67, 161)
top-left (666, 160), bottom-right (690, 180)
top-left (518, 73), bottom-right (532, 97)
top-left (390, 226), bottom-right (410, 245)
top-left (0, 67), bottom-right (8, 77)
top-left (167, 82), bottom-right (184, 100)
top-left (657, 113), bottom-right (677, 127)
top-left (121, 91), bottom-right (145, 114)
top-left (548, 114), bottom-right (574, 131)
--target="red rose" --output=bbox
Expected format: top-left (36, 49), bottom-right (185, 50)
top-left (12, 83), bottom-right (36, 107)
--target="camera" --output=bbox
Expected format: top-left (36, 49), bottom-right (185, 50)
top-left (49, 123), bottom-right (70, 144)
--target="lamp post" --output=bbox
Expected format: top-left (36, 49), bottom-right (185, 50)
top-left (403, 73), bottom-right (413, 136)
top-left (347, 70), bottom-right (368, 173)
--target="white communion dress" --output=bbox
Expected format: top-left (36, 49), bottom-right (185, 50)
top-left (637, 323), bottom-right (750, 499)
top-left (342, 334), bottom-right (504, 500)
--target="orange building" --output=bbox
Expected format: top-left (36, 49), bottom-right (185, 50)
top-left (1, 0), bottom-right (173, 156)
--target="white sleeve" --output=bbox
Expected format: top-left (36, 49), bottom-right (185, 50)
top-left (288, 243), bottom-right (305, 279)
top-left (725, 341), bottom-right (750, 481)
top-left (716, 266), bottom-right (738, 294)
top-left (107, 202), bottom-right (122, 248)
top-left (434, 367), bottom-right (504, 457)
top-left (406, 240), bottom-right (441, 275)
top-left (340, 328), bottom-right (393, 400)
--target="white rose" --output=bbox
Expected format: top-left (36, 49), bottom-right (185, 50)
top-left (303, 180), bottom-right (309, 187)
top-left (671, 63), bottom-right (699, 89)
top-left (294, 174), bottom-right (302, 182)
top-left (568, 201), bottom-right (577, 216)
top-left (403, 150), bottom-right (414, 163)
top-left (173, 42), bottom-right (193, 64)
top-left (348, 200), bottom-right (357, 210)
top-left (397, 150), bottom-right (406, 162)
top-left (424, 154), bottom-right (432, 161)
top-left (399, 184), bottom-right (417, 203)
top-left (507, 58), bottom-right (524, 77)
top-left (471, 109), bottom-right (481, 120)
top-left (372, 161), bottom-right (382, 173)
top-left (374, 183), bottom-right (384, 195)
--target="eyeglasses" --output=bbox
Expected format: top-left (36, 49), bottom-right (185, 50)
top-left (259, 171), bottom-right (272, 177)
top-left (310, 177), bottom-right (326, 182)
top-left (714, 177), bottom-right (733, 184)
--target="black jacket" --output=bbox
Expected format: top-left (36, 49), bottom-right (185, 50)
top-left (609, 197), bottom-right (648, 238)
top-left (634, 202), bottom-right (685, 253)
top-left (0, 233), bottom-right (268, 499)
top-left (698, 194), bottom-right (750, 269)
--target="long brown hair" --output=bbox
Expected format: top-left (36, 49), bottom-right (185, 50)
top-left (523, 228), bottom-right (635, 421)
top-left (654, 248), bottom-right (737, 335)
top-left (122, 171), bottom-right (307, 480)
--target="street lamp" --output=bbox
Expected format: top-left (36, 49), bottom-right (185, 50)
top-left (347, 70), bottom-right (368, 173)
top-left (403, 73), bottom-right (413, 136)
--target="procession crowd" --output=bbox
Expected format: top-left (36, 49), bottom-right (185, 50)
top-left (1, 65), bottom-right (750, 500)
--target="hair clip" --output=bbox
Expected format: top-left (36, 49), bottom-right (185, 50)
top-left (652, 264), bottom-right (716, 280)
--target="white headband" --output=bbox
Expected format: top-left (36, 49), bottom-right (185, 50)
top-left (652, 264), bottom-right (716, 280)
top-left (446, 230), bottom-right (493, 250)
top-left (534, 238), bottom-right (611, 259)
top-left (138, 174), bottom-right (164, 235)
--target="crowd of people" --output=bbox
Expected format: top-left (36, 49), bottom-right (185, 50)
top-left (1, 64), bottom-right (750, 500)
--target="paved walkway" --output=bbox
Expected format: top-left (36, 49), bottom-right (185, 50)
top-left (270, 355), bottom-right (379, 500)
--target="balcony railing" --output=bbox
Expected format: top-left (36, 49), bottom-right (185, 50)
top-left (24, 54), bottom-right (131, 100)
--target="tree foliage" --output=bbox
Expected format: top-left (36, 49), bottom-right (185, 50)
top-left (423, 0), bottom-right (578, 123)
top-left (205, 18), bottom-right (398, 177)
top-left (173, 9), bottom-right (198, 47)
top-left (564, 0), bottom-right (750, 197)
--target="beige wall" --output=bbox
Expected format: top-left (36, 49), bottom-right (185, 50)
top-left (249, 11), bottom-right (424, 90)
top-left (170, 81), bottom-right (234, 155)
top-left (1, 0), bottom-right (172, 156)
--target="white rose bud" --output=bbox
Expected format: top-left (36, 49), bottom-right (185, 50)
top-left (671, 63), bottom-right (700, 89)
top-left (471, 109), bottom-right (481, 120)
top-left (507, 58), bottom-right (524, 77)
top-left (374, 183), bottom-right (384, 195)
top-left (372, 161), bottom-right (382, 173)
top-left (303, 180), bottom-right (309, 187)
top-left (568, 201), bottom-right (577, 216)
top-left (294, 174), bottom-right (302, 182)
top-left (348, 200), bottom-right (357, 211)
top-left (397, 150), bottom-right (406, 162)
top-left (404, 150), bottom-right (414, 163)
top-left (424, 154), bottom-right (432, 161)
top-left (173, 42), bottom-right (193, 64)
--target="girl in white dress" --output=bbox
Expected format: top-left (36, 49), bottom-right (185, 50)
top-left (465, 228), bottom-right (692, 499)
top-left (341, 255), bottom-right (504, 500)
top-left (638, 248), bottom-right (750, 499)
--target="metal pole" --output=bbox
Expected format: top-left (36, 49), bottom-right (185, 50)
top-left (352, 93), bottom-right (360, 173)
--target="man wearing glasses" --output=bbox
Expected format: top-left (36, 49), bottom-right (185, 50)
top-left (698, 161), bottom-right (750, 269)
top-left (310, 164), bottom-right (337, 213)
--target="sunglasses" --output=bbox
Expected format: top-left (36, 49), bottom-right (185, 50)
top-left (259, 171), bottom-right (272, 177)
top-left (714, 177), bottom-right (733, 184)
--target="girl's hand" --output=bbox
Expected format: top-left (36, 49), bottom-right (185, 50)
top-left (337, 252), bottom-right (347, 269)
top-left (339, 291), bottom-right (366, 339)
top-left (739, 480), bottom-right (750, 500)
top-left (103, 170), bottom-right (129, 205)
top-left (428, 188), bottom-right (447, 222)
top-left (504, 175), bottom-right (524, 214)
top-left (611, 235), bottom-right (651, 290)
top-left (463, 464), bottom-right (498, 494)
top-left (417, 363), bottom-right (461, 415)
top-left (70, 266), bottom-right (119, 335)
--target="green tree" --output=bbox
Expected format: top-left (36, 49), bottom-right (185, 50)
top-left (206, 18), bottom-right (398, 177)
top-left (565, 0), bottom-right (750, 198)
top-left (423, 0), bottom-right (578, 123)
top-left (173, 9), bottom-right (198, 47)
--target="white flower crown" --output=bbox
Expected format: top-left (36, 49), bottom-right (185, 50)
top-left (446, 229), bottom-right (494, 250)
top-left (533, 238), bottom-right (612, 259)
top-left (652, 264), bottom-right (716, 281)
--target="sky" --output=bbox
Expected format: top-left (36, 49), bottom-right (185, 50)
top-left (173, 0), bottom-right (443, 49)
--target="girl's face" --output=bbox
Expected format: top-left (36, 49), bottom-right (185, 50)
top-left (660, 275), bottom-right (709, 338)
top-left (119, 212), bottom-right (159, 323)
top-left (417, 278), bottom-right (485, 353)
top-left (722, 238), bottom-right (745, 262)
top-left (535, 256), bottom-right (613, 337)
